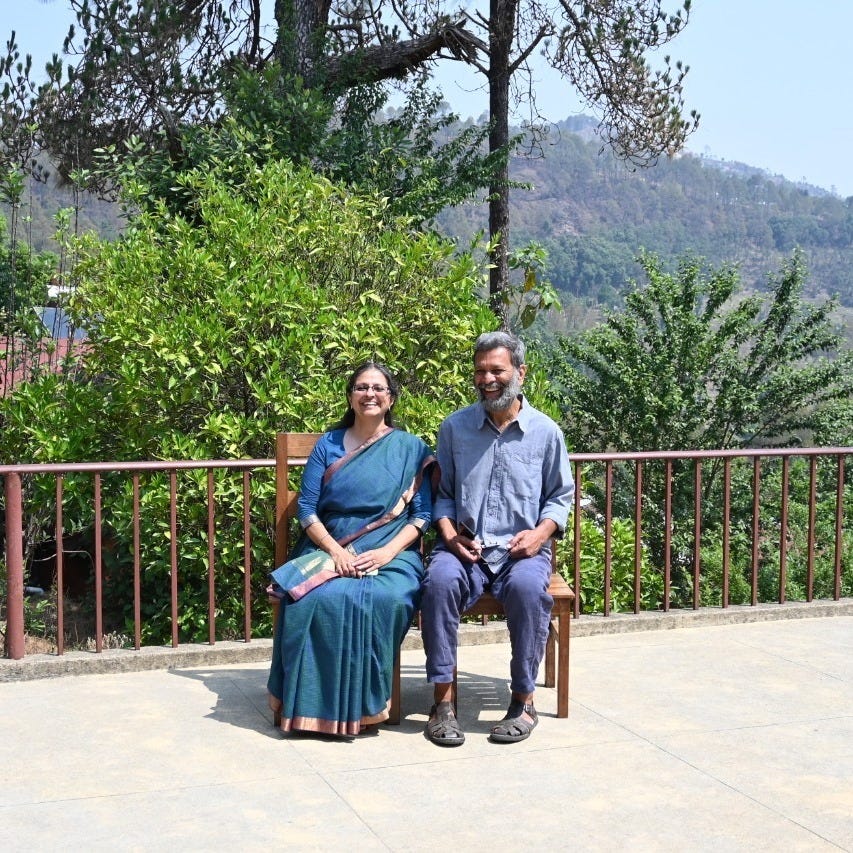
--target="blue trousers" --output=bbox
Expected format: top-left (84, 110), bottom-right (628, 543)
top-left (420, 545), bottom-right (553, 696)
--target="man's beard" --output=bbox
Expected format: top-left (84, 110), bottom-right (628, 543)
top-left (477, 370), bottom-right (522, 412)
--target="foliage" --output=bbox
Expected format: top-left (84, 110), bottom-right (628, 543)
top-left (92, 70), bottom-right (501, 228)
top-left (1, 2), bottom-right (697, 178)
top-left (0, 150), bottom-right (497, 643)
top-left (471, 0), bottom-right (699, 301)
top-left (696, 454), bottom-right (853, 606)
top-left (0, 3), bottom-right (503, 207)
top-left (556, 452), bottom-right (852, 614)
top-left (1, 170), bottom-right (55, 325)
top-left (547, 251), bottom-right (853, 453)
top-left (437, 120), bottom-right (853, 312)
top-left (697, 529), bottom-right (755, 607)
top-left (757, 457), bottom-right (853, 601)
top-left (97, 469), bottom-right (279, 644)
top-left (498, 241), bottom-right (562, 333)
top-left (556, 514), bottom-right (663, 614)
top-left (543, 255), bottom-right (852, 605)
top-left (808, 397), bottom-right (853, 447)
top-left (0, 233), bottom-right (54, 333)
top-left (16, 118), bottom-right (853, 314)
top-left (62, 152), bottom-right (493, 456)
top-left (1, 0), bottom-right (699, 307)
top-left (1, 170), bottom-right (64, 405)
top-left (309, 80), bottom-right (501, 225)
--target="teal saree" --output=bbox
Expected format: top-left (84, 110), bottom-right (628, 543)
top-left (267, 428), bottom-right (435, 736)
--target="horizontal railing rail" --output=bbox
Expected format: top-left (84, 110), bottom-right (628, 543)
top-left (2, 446), bottom-right (851, 659)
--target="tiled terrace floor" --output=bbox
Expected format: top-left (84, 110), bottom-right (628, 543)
top-left (1, 613), bottom-right (851, 851)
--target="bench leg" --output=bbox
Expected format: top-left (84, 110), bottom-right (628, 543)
top-left (544, 620), bottom-right (557, 688)
top-left (388, 648), bottom-right (401, 725)
top-left (557, 608), bottom-right (570, 718)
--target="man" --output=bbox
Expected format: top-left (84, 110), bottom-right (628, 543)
top-left (421, 331), bottom-right (574, 746)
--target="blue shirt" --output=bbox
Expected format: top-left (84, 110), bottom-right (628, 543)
top-left (433, 397), bottom-right (574, 569)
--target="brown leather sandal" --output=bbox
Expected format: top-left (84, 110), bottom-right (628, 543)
top-left (425, 701), bottom-right (465, 747)
top-left (489, 699), bottom-right (538, 743)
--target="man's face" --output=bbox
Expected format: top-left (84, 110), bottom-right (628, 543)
top-left (474, 346), bottom-right (526, 412)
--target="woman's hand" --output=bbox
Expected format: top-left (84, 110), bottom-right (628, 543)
top-left (307, 523), bottom-right (364, 577)
top-left (329, 545), bottom-right (361, 577)
top-left (351, 546), bottom-right (394, 575)
top-left (328, 544), bottom-right (393, 578)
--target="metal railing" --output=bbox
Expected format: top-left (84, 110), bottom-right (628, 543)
top-left (2, 446), bottom-right (851, 659)
top-left (2, 458), bottom-right (275, 659)
top-left (564, 448), bottom-right (850, 617)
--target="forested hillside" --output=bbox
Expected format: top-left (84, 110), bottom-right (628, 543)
top-left (0, 177), bottom-right (121, 253)
top-left (6, 114), bottom-right (853, 316)
top-left (438, 116), bottom-right (853, 311)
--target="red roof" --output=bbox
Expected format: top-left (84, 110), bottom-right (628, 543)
top-left (0, 336), bottom-right (86, 397)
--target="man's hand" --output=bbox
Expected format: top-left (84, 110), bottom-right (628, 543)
top-left (508, 522), bottom-right (556, 559)
top-left (446, 532), bottom-right (482, 564)
top-left (437, 518), bottom-right (482, 564)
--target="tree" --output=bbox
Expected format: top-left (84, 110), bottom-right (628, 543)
top-left (548, 251), bottom-right (853, 453)
top-left (472, 0), bottom-right (698, 313)
top-left (89, 67), bottom-right (503, 227)
top-left (543, 250), bottom-right (853, 605)
top-left (2, 3), bottom-right (499, 223)
top-left (62, 147), bottom-right (497, 459)
top-left (0, 140), bottom-right (498, 642)
top-left (2, 1), bottom-right (698, 314)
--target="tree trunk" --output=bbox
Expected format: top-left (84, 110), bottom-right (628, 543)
top-left (273, 0), bottom-right (332, 80)
top-left (488, 0), bottom-right (516, 327)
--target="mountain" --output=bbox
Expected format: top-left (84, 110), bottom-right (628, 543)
top-left (437, 116), bottom-right (853, 315)
top-left (0, 175), bottom-right (122, 255)
top-left (5, 115), bottom-right (853, 320)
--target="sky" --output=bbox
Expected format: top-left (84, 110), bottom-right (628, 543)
top-left (5, 0), bottom-right (853, 197)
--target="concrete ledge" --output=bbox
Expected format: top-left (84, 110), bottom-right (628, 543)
top-left (0, 640), bottom-right (276, 683)
top-left (567, 598), bottom-right (853, 637)
top-left (2, 598), bottom-right (851, 682)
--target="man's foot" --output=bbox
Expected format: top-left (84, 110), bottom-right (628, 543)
top-left (425, 701), bottom-right (465, 747)
top-left (489, 698), bottom-right (538, 743)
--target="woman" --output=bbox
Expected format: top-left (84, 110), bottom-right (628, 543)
top-left (267, 361), bottom-right (435, 736)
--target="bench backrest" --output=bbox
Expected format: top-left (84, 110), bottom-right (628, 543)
top-left (274, 430), bottom-right (562, 575)
top-left (274, 432), bottom-right (324, 567)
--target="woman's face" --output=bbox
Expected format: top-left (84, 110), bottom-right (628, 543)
top-left (348, 367), bottom-right (394, 422)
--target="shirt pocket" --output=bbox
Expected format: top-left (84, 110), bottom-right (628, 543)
top-left (505, 447), bottom-right (540, 500)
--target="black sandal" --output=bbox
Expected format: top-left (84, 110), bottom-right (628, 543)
top-left (489, 699), bottom-right (538, 743)
top-left (425, 701), bottom-right (465, 747)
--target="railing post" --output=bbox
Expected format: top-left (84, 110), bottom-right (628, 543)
top-left (3, 472), bottom-right (26, 659)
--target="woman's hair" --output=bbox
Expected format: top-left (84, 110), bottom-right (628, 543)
top-left (331, 360), bottom-right (399, 429)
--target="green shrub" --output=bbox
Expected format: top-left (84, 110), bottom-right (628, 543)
top-left (556, 515), bottom-right (663, 614)
top-left (1, 154), bottom-right (498, 644)
top-left (698, 529), bottom-right (755, 606)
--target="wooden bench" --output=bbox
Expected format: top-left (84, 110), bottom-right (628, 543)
top-left (272, 431), bottom-right (574, 725)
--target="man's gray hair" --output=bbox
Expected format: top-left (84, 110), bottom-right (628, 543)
top-left (474, 331), bottom-right (526, 368)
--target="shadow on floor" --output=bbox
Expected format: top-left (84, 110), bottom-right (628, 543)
top-left (168, 661), bottom-right (515, 739)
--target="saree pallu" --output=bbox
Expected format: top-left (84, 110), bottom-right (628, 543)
top-left (267, 429), bottom-right (434, 736)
